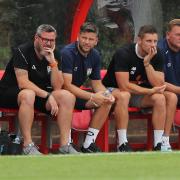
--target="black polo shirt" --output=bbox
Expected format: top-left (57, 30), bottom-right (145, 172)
top-left (102, 43), bottom-right (164, 88)
top-left (0, 42), bottom-right (61, 90)
top-left (60, 42), bottom-right (101, 87)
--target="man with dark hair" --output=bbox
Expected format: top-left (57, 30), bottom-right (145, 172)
top-left (103, 25), bottom-right (177, 151)
top-left (158, 18), bottom-right (180, 145)
top-left (61, 22), bottom-right (115, 153)
top-left (0, 24), bottom-right (78, 155)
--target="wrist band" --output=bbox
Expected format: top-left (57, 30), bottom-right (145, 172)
top-left (45, 93), bottom-right (51, 102)
top-left (49, 61), bottom-right (58, 68)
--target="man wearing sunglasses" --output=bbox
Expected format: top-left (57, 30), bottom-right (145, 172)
top-left (0, 24), bottom-right (78, 155)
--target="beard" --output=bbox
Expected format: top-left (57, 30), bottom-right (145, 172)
top-left (78, 43), bottom-right (91, 55)
top-left (35, 43), bottom-right (52, 57)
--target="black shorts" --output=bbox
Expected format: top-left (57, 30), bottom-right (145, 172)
top-left (75, 98), bottom-right (88, 110)
top-left (0, 87), bottom-right (50, 114)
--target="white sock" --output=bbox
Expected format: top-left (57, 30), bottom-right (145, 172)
top-left (162, 135), bottom-right (170, 146)
top-left (83, 128), bottom-right (99, 148)
top-left (68, 129), bottom-right (72, 145)
top-left (117, 129), bottom-right (128, 146)
top-left (154, 130), bottom-right (164, 147)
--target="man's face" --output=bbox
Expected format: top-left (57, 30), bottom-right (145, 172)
top-left (78, 32), bottom-right (98, 54)
top-left (35, 31), bottom-right (56, 56)
top-left (138, 33), bottom-right (158, 55)
top-left (167, 26), bottom-right (180, 52)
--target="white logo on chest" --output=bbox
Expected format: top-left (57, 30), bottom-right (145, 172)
top-left (87, 68), bottom-right (92, 76)
top-left (32, 65), bottom-right (36, 70)
top-left (167, 63), bottom-right (171, 67)
top-left (130, 67), bottom-right (136, 75)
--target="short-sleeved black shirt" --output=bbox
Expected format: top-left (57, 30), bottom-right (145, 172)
top-left (0, 42), bottom-right (61, 91)
top-left (102, 43), bottom-right (164, 88)
top-left (60, 42), bottom-right (101, 87)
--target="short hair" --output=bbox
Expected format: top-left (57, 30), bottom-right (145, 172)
top-left (80, 22), bottom-right (99, 36)
top-left (138, 25), bottom-right (157, 38)
top-left (36, 24), bottom-right (57, 36)
top-left (167, 19), bottom-right (180, 31)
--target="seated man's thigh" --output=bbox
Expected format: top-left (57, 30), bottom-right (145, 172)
top-left (0, 87), bottom-right (20, 108)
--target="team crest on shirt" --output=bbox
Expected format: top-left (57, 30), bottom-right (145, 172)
top-left (130, 67), bottom-right (136, 75)
top-left (87, 68), bottom-right (92, 76)
top-left (74, 66), bottom-right (78, 71)
top-left (47, 66), bottom-right (51, 73)
top-left (167, 63), bottom-right (171, 68)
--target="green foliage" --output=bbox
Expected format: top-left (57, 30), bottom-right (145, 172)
top-left (0, 47), bottom-right (11, 68)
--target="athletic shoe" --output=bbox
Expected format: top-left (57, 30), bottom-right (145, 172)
top-left (161, 144), bottom-right (172, 152)
top-left (161, 137), bottom-right (172, 152)
top-left (81, 143), bottom-right (102, 153)
top-left (153, 142), bottom-right (162, 151)
top-left (23, 142), bottom-right (42, 155)
top-left (59, 144), bottom-right (80, 154)
top-left (117, 142), bottom-right (132, 152)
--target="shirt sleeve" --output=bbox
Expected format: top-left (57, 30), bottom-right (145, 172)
top-left (12, 48), bottom-right (29, 70)
top-left (114, 49), bottom-right (130, 72)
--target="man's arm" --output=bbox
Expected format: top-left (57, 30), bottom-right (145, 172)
top-left (42, 46), bottom-right (64, 90)
top-left (144, 65), bottom-right (165, 86)
top-left (15, 68), bottom-right (49, 98)
top-left (165, 82), bottom-right (180, 94)
top-left (50, 67), bottom-right (64, 90)
top-left (63, 73), bottom-right (114, 106)
top-left (143, 47), bottom-right (165, 86)
top-left (91, 80), bottom-right (106, 92)
top-left (63, 73), bottom-right (92, 100)
top-left (115, 71), bottom-right (166, 95)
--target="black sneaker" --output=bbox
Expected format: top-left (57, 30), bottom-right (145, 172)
top-left (81, 143), bottom-right (102, 153)
top-left (117, 142), bottom-right (132, 152)
top-left (153, 142), bottom-right (161, 151)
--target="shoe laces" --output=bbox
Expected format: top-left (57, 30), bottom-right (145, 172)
top-left (24, 143), bottom-right (40, 154)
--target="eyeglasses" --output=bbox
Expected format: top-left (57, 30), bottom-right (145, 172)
top-left (38, 35), bottom-right (55, 44)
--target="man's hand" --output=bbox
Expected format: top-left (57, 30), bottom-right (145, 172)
top-left (90, 91), bottom-right (115, 107)
top-left (43, 45), bottom-right (55, 64)
top-left (144, 47), bottom-right (157, 66)
top-left (103, 90), bottom-right (115, 103)
top-left (47, 94), bottom-right (59, 116)
top-left (149, 84), bottom-right (166, 95)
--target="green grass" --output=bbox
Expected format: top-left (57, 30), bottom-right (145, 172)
top-left (0, 152), bottom-right (180, 180)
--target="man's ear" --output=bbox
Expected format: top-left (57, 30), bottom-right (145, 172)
top-left (34, 34), bottom-right (38, 40)
top-left (137, 36), bottom-right (141, 45)
top-left (94, 37), bottom-right (99, 46)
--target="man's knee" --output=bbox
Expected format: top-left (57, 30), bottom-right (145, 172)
top-left (151, 94), bottom-right (166, 106)
top-left (114, 91), bottom-right (130, 104)
top-left (18, 89), bottom-right (35, 106)
top-left (165, 91), bottom-right (178, 105)
top-left (54, 89), bottom-right (76, 105)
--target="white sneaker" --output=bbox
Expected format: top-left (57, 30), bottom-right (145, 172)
top-left (23, 142), bottom-right (42, 155)
top-left (59, 144), bottom-right (80, 154)
top-left (161, 136), bottom-right (172, 152)
top-left (161, 144), bottom-right (172, 152)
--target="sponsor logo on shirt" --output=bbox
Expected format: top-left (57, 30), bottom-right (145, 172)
top-left (47, 66), bottom-right (51, 73)
top-left (32, 65), bottom-right (36, 70)
top-left (130, 67), bottom-right (136, 75)
top-left (74, 67), bottom-right (78, 71)
top-left (87, 68), bottom-right (92, 76)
